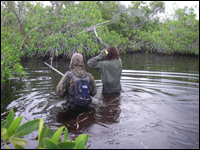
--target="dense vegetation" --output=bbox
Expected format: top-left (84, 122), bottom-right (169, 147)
top-left (1, 1), bottom-right (199, 84)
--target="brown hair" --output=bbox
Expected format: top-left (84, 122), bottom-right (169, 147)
top-left (106, 46), bottom-right (120, 60)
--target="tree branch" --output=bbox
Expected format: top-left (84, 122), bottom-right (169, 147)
top-left (22, 22), bottom-right (54, 45)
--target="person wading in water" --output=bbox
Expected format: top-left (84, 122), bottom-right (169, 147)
top-left (87, 46), bottom-right (122, 93)
top-left (56, 53), bottom-right (97, 111)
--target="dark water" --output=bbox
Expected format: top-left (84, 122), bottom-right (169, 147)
top-left (1, 52), bottom-right (199, 149)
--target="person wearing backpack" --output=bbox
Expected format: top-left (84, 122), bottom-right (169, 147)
top-left (56, 53), bottom-right (97, 111)
top-left (87, 46), bottom-right (122, 93)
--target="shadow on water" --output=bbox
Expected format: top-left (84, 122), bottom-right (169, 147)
top-left (55, 92), bottom-right (121, 135)
top-left (1, 52), bottom-right (199, 149)
top-left (56, 106), bottom-right (96, 132)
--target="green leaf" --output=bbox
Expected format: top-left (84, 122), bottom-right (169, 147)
top-left (13, 144), bottom-right (25, 149)
top-left (74, 134), bottom-right (89, 146)
top-left (12, 119), bottom-right (39, 137)
top-left (5, 144), bottom-right (10, 149)
top-left (7, 116), bottom-right (23, 136)
top-left (44, 138), bottom-right (59, 149)
top-left (75, 139), bottom-right (85, 149)
top-left (1, 128), bottom-right (8, 141)
top-left (38, 124), bottom-right (49, 149)
top-left (9, 136), bottom-right (27, 146)
top-left (47, 128), bottom-right (55, 139)
top-left (38, 118), bottom-right (43, 142)
top-left (6, 109), bottom-right (15, 129)
top-left (1, 120), bottom-right (8, 128)
top-left (50, 126), bottom-right (64, 143)
top-left (58, 141), bottom-right (76, 149)
top-left (64, 127), bottom-right (68, 142)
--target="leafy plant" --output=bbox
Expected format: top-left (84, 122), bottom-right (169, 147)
top-left (1, 108), bottom-right (89, 149)
top-left (1, 28), bottom-right (27, 84)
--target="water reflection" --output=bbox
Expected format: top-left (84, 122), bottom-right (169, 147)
top-left (95, 92), bottom-right (121, 124)
top-left (57, 106), bottom-right (96, 132)
top-left (56, 92), bottom-right (121, 134)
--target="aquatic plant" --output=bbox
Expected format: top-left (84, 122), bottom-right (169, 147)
top-left (1, 108), bottom-right (89, 149)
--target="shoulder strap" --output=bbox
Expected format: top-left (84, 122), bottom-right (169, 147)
top-left (66, 71), bottom-right (75, 77)
top-left (70, 72), bottom-right (75, 77)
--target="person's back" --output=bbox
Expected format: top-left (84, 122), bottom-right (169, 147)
top-left (87, 46), bottom-right (122, 93)
top-left (56, 53), bottom-right (97, 110)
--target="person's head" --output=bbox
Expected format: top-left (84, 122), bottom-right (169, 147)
top-left (106, 46), bottom-right (120, 60)
top-left (69, 53), bottom-right (85, 70)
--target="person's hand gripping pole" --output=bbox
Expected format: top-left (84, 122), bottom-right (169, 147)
top-left (95, 49), bottom-right (108, 60)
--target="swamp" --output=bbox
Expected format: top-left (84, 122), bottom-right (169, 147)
top-left (1, 1), bottom-right (199, 149)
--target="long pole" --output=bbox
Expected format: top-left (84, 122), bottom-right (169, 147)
top-left (94, 28), bottom-right (98, 37)
top-left (44, 62), bottom-right (64, 76)
top-left (76, 20), bottom-right (110, 35)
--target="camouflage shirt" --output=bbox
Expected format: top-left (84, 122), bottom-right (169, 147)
top-left (56, 53), bottom-right (97, 107)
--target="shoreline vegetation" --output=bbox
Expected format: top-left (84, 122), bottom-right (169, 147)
top-left (1, 1), bottom-right (199, 84)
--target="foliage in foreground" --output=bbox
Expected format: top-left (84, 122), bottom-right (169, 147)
top-left (1, 108), bottom-right (89, 149)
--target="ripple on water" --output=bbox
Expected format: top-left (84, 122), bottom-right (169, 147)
top-left (2, 66), bottom-right (199, 149)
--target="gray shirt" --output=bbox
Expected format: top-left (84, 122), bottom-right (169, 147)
top-left (87, 57), bottom-right (122, 93)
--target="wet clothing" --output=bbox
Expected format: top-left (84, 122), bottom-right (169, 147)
top-left (56, 53), bottom-right (97, 110)
top-left (87, 56), bottom-right (122, 93)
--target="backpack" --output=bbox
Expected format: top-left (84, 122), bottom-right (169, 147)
top-left (66, 71), bottom-right (91, 106)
